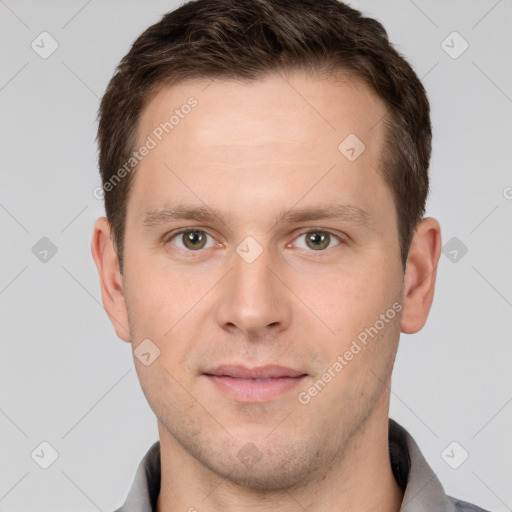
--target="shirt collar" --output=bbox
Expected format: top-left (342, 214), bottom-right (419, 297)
top-left (115, 419), bottom-right (456, 512)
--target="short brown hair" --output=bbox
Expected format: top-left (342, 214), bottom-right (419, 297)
top-left (97, 0), bottom-right (431, 273)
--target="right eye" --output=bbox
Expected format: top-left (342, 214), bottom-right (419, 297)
top-left (165, 229), bottom-right (217, 251)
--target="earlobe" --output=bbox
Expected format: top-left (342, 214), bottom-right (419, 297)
top-left (91, 217), bottom-right (131, 342)
top-left (400, 217), bottom-right (442, 334)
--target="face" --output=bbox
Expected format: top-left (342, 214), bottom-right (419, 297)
top-left (95, 70), bottom-right (430, 490)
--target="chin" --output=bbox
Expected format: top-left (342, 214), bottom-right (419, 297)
top-left (212, 456), bottom-right (312, 491)
top-left (191, 435), bottom-right (328, 492)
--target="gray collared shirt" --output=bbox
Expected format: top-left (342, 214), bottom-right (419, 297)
top-left (113, 419), bottom-right (490, 511)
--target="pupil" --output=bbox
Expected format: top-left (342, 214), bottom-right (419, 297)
top-left (186, 231), bottom-right (204, 248)
top-left (308, 232), bottom-right (328, 250)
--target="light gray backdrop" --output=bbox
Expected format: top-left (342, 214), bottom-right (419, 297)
top-left (1, 1), bottom-right (511, 511)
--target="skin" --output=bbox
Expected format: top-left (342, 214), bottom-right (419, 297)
top-left (92, 70), bottom-right (441, 512)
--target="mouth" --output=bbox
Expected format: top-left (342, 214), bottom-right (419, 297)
top-left (203, 365), bottom-right (308, 402)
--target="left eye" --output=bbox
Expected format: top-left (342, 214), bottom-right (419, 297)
top-left (293, 231), bottom-right (341, 251)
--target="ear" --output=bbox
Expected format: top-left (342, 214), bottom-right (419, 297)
top-left (400, 217), bottom-right (442, 334)
top-left (91, 217), bottom-right (131, 342)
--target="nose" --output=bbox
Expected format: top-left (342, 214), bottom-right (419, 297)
top-left (214, 241), bottom-right (292, 339)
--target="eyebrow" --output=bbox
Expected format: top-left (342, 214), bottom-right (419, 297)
top-left (140, 203), bottom-right (375, 231)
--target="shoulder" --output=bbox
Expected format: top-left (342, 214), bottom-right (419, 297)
top-left (449, 496), bottom-right (492, 512)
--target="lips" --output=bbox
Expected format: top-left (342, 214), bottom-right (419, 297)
top-left (203, 365), bottom-right (307, 402)
top-left (204, 364), bottom-right (305, 379)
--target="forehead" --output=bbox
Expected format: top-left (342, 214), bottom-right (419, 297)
top-left (128, 71), bottom-right (392, 228)
top-left (137, 71), bottom-right (387, 155)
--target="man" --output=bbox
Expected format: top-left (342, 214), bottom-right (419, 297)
top-left (91, 1), bottom-right (490, 510)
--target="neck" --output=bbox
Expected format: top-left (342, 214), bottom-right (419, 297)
top-left (156, 398), bottom-right (403, 512)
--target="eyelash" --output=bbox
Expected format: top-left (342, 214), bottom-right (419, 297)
top-left (163, 228), bottom-right (345, 255)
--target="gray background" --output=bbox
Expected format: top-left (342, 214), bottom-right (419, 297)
top-left (1, 0), bottom-right (511, 510)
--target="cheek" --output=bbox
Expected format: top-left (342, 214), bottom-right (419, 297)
top-left (305, 266), bottom-right (402, 411)
top-left (312, 257), bottom-right (402, 346)
top-left (133, 354), bottom-right (191, 428)
top-left (125, 259), bottom-right (195, 336)
top-left (124, 262), bottom-right (219, 377)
